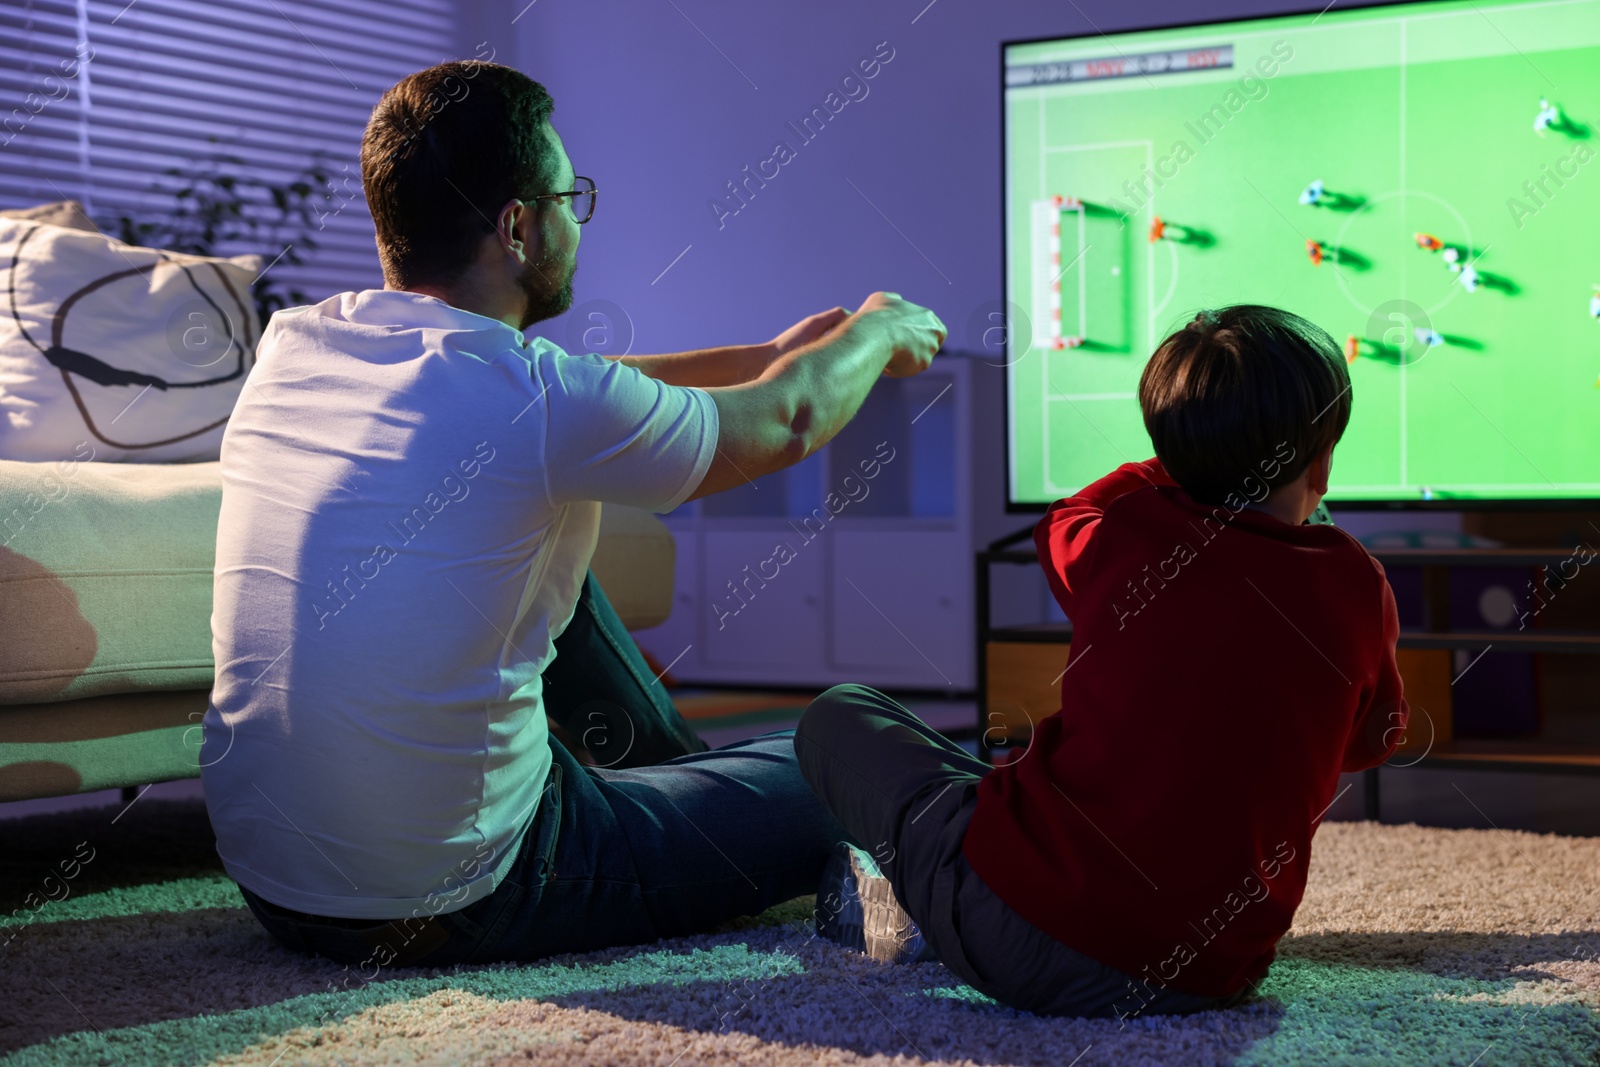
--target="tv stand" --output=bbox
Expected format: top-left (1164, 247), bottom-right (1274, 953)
top-left (1359, 546), bottom-right (1600, 817)
top-left (975, 530), bottom-right (1600, 820)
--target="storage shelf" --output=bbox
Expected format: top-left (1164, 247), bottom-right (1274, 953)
top-left (1398, 631), bottom-right (1600, 654)
top-left (988, 622), bottom-right (1074, 644)
top-left (1409, 741), bottom-right (1600, 775)
top-left (985, 627), bottom-right (1600, 654)
top-left (996, 547), bottom-right (1582, 569)
top-left (642, 361), bottom-right (978, 691)
top-left (1369, 548), bottom-right (1579, 568)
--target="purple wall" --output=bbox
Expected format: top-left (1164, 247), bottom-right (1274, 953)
top-left (513, 0), bottom-right (1298, 356)
top-left (512, 0), bottom-right (1462, 544)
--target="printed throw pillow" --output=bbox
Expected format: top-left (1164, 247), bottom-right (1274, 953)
top-left (0, 199), bottom-right (101, 233)
top-left (0, 217), bottom-right (262, 463)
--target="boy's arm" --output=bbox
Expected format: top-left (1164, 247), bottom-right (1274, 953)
top-left (1033, 458), bottom-right (1173, 613)
top-left (1340, 558), bottom-right (1409, 772)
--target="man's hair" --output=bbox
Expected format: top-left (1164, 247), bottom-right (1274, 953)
top-left (1138, 305), bottom-right (1352, 506)
top-left (361, 62), bottom-right (557, 288)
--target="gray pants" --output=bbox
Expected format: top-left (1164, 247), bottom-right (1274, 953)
top-left (794, 684), bottom-right (1245, 1019)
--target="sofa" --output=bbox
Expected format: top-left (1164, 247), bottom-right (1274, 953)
top-left (0, 457), bottom-right (676, 802)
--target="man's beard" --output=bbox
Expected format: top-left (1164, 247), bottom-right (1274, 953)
top-left (517, 255), bottom-right (573, 331)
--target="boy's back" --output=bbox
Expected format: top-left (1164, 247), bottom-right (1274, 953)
top-left (963, 456), bottom-right (1405, 998)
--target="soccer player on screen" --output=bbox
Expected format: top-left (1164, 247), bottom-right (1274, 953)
top-left (1535, 97), bottom-right (1562, 135)
top-left (793, 305), bottom-right (1407, 1020)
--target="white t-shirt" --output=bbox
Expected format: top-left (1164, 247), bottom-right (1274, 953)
top-left (200, 290), bottom-right (717, 920)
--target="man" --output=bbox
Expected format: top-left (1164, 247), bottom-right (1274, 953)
top-left (200, 60), bottom-right (945, 969)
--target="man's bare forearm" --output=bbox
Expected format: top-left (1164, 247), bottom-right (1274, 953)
top-left (610, 345), bottom-right (774, 387)
top-left (686, 320), bottom-right (889, 500)
top-left (756, 317), bottom-right (895, 459)
top-left (685, 293), bottom-right (944, 501)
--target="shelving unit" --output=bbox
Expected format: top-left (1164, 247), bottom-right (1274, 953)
top-left (635, 358), bottom-right (981, 691)
top-left (974, 535), bottom-right (1600, 819)
top-left (1361, 547), bottom-right (1600, 818)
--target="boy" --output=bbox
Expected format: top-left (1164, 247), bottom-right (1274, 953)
top-left (794, 304), bottom-right (1407, 1018)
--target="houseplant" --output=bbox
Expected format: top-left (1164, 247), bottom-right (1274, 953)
top-left (99, 142), bottom-right (342, 329)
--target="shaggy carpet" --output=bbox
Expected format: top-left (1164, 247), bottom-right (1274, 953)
top-left (2, 799), bottom-right (1598, 1066)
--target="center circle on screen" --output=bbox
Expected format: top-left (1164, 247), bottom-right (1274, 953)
top-left (1333, 189), bottom-right (1474, 321)
top-left (1152, 238), bottom-right (1181, 321)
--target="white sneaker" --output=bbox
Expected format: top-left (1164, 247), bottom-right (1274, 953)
top-left (813, 843), bottom-right (938, 964)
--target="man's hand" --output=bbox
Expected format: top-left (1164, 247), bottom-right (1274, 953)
top-left (852, 292), bottom-right (946, 377)
top-left (768, 306), bottom-right (852, 361)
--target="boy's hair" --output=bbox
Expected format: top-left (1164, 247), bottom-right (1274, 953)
top-left (1138, 305), bottom-right (1351, 506)
top-left (361, 62), bottom-right (557, 289)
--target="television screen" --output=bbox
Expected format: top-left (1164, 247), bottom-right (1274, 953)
top-left (1002, 0), bottom-right (1600, 508)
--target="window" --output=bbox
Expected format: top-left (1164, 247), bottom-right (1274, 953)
top-left (1, 0), bottom-right (481, 301)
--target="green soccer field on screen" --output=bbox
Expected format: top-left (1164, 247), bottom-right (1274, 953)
top-left (1003, 0), bottom-right (1600, 506)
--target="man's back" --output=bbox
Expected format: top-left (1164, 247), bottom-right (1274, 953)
top-left (201, 289), bottom-right (715, 919)
top-left (963, 458), bottom-right (1406, 997)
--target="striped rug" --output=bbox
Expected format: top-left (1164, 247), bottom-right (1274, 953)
top-left (4, 800), bottom-right (1599, 1065)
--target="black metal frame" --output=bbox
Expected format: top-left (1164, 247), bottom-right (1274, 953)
top-left (528, 176), bottom-right (597, 224)
top-left (974, 523), bottom-right (1053, 764)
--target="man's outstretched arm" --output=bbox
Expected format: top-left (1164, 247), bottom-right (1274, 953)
top-left (686, 292), bottom-right (945, 502)
top-left (610, 307), bottom-right (851, 388)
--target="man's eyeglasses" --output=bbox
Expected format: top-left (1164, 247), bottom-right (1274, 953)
top-left (529, 176), bottom-right (596, 224)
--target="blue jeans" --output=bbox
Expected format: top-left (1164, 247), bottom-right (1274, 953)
top-left (239, 572), bottom-right (851, 967)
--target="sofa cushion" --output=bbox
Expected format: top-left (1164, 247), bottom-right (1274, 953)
top-left (0, 217), bottom-right (261, 463)
top-left (0, 689), bottom-right (210, 800)
top-left (0, 457), bottom-right (220, 704)
top-left (0, 455), bottom-right (678, 706)
top-left (591, 504), bottom-right (678, 631)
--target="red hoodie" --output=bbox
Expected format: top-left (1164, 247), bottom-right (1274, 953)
top-left (962, 458), bottom-right (1405, 1000)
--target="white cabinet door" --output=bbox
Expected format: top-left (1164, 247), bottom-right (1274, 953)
top-left (700, 529), bottom-right (827, 672)
top-left (830, 530), bottom-right (971, 689)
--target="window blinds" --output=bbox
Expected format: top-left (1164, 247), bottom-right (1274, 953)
top-left (2, 0), bottom-right (466, 300)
